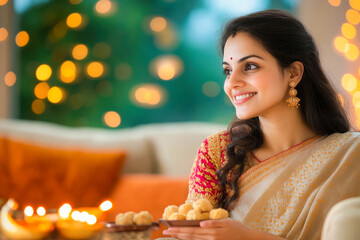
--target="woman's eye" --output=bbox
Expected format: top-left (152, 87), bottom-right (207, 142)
top-left (245, 63), bottom-right (258, 71)
top-left (223, 68), bottom-right (232, 76)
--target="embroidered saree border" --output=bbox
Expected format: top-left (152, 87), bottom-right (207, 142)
top-left (239, 136), bottom-right (320, 195)
top-left (250, 135), bottom-right (320, 163)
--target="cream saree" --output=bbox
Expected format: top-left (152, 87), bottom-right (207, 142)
top-left (187, 131), bottom-right (360, 240)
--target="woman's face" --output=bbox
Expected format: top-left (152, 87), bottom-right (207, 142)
top-left (223, 32), bottom-right (290, 120)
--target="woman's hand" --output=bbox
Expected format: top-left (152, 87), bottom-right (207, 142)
top-left (162, 218), bottom-right (285, 240)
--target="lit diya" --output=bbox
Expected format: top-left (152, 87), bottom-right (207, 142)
top-left (0, 199), bottom-right (54, 240)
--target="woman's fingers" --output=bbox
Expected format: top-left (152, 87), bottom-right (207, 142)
top-left (162, 219), bottom-right (246, 240)
top-left (200, 219), bottom-right (229, 228)
top-left (162, 219), bottom-right (238, 240)
top-left (167, 233), bottom-right (211, 240)
top-left (165, 227), bottom-right (216, 235)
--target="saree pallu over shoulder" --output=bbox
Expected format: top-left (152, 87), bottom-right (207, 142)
top-left (231, 132), bottom-right (360, 240)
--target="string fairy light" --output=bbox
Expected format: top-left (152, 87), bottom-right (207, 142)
top-left (4, 72), bottom-right (16, 87)
top-left (344, 43), bottom-right (359, 61)
top-left (31, 99), bottom-right (46, 115)
top-left (202, 81), bottom-right (221, 97)
top-left (0, 28), bottom-right (8, 42)
top-left (0, 0), bottom-right (8, 6)
top-left (86, 61), bottom-right (104, 78)
top-left (346, 9), bottom-right (360, 25)
top-left (150, 17), bottom-right (167, 32)
top-left (34, 82), bottom-right (50, 99)
top-left (66, 13), bottom-right (83, 28)
top-left (328, 0), bottom-right (341, 7)
top-left (149, 55), bottom-right (184, 81)
top-left (69, 0), bottom-right (82, 4)
top-left (334, 36), bottom-right (349, 52)
top-left (60, 61), bottom-right (77, 83)
top-left (15, 31), bottom-right (29, 47)
top-left (36, 64), bottom-right (52, 81)
top-left (131, 84), bottom-right (166, 108)
top-left (329, 0), bottom-right (360, 128)
top-left (47, 86), bottom-right (64, 104)
top-left (103, 111), bottom-right (121, 128)
top-left (72, 44), bottom-right (88, 60)
top-left (349, 0), bottom-right (360, 11)
top-left (341, 22), bottom-right (357, 39)
top-left (95, 0), bottom-right (112, 15)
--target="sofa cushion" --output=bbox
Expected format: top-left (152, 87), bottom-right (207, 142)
top-left (138, 122), bottom-right (226, 176)
top-left (0, 137), bottom-right (126, 209)
top-left (0, 119), bottom-right (155, 174)
top-left (107, 174), bottom-right (189, 239)
top-left (108, 174), bottom-right (189, 219)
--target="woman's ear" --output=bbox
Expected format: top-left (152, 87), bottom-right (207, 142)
top-left (287, 61), bottom-right (304, 86)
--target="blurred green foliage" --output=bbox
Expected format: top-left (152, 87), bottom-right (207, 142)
top-left (17, 0), bottom-right (295, 128)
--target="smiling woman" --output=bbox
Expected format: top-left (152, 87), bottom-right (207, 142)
top-left (222, 33), bottom-right (295, 120)
top-left (162, 9), bottom-right (360, 240)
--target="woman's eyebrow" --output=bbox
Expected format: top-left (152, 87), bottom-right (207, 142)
top-left (222, 54), bottom-right (264, 65)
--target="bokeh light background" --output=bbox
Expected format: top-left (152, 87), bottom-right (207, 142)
top-left (1, 0), bottom-right (359, 129)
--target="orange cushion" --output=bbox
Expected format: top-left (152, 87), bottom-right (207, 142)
top-left (107, 174), bottom-right (189, 239)
top-left (0, 137), bottom-right (126, 209)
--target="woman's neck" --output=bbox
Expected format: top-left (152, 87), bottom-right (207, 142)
top-left (257, 109), bottom-right (317, 157)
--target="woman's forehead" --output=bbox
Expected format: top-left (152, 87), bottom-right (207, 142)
top-left (223, 33), bottom-right (269, 59)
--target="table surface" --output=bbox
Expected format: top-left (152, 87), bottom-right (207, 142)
top-left (0, 231), bottom-right (102, 240)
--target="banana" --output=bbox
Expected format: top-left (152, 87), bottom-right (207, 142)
top-left (0, 199), bottom-right (54, 240)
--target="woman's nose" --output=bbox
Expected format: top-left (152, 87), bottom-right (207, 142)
top-left (228, 71), bottom-right (246, 88)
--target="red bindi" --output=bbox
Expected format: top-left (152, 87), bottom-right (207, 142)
top-left (230, 57), bottom-right (233, 60)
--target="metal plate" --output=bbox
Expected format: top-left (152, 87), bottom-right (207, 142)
top-left (158, 219), bottom-right (202, 227)
top-left (102, 222), bottom-right (159, 232)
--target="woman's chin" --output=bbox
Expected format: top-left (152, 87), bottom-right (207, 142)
top-left (235, 112), bottom-right (256, 120)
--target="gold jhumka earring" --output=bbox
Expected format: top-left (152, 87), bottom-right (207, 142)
top-left (286, 81), bottom-right (300, 108)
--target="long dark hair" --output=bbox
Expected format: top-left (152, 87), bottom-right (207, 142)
top-left (217, 9), bottom-right (350, 211)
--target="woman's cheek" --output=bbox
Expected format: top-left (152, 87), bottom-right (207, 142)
top-left (223, 81), bottom-right (232, 99)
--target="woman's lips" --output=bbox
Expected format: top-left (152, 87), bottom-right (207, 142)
top-left (233, 92), bottom-right (257, 104)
